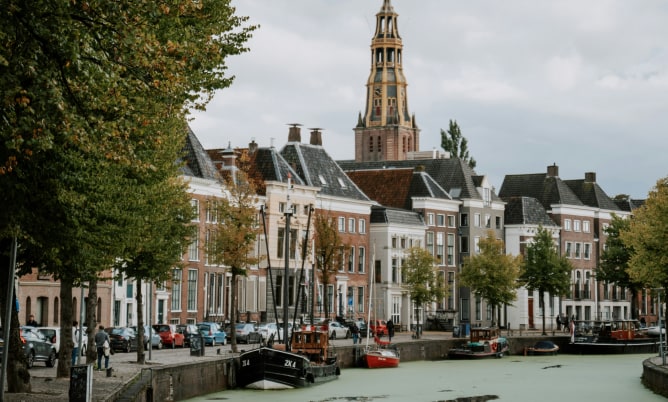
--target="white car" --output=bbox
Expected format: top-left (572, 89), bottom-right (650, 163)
top-left (36, 326), bottom-right (88, 357)
top-left (257, 322), bottom-right (293, 342)
top-left (327, 321), bottom-right (350, 340)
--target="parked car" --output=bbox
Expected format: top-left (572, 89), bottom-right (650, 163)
top-left (235, 323), bottom-right (262, 344)
top-left (196, 322), bottom-right (226, 346)
top-left (327, 321), bottom-right (350, 340)
top-left (153, 324), bottom-right (185, 348)
top-left (107, 327), bottom-right (140, 353)
top-left (370, 319), bottom-right (388, 337)
top-left (2, 327), bottom-right (58, 368)
top-left (176, 324), bottom-right (199, 347)
top-left (131, 325), bottom-right (163, 350)
top-left (257, 322), bottom-right (293, 342)
top-left (35, 326), bottom-right (88, 357)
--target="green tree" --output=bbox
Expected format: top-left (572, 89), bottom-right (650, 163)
top-left (460, 231), bottom-right (522, 327)
top-left (621, 177), bottom-right (668, 322)
top-left (598, 215), bottom-right (642, 319)
top-left (313, 214), bottom-right (345, 320)
top-left (520, 226), bottom-right (572, 335)
top-left (440, 120), bottom-right (476, 169)
top-left (401, 247), bottom-right (447, 339)
top-left (209, 171), bottom-right (261, 353)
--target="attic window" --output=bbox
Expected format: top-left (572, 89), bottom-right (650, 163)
top-left (450, 188), bottom-right (461, 198)
top-left (319, 174), bottom-right (328, 186)
top-left (337, 177), bottom-right (347, 188)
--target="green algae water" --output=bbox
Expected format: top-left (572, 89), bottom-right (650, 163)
top-left (186, 354), bottom-right (664, 401)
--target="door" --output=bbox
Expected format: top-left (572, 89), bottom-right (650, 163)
top-left (528, 297), bottom-right (534, 329)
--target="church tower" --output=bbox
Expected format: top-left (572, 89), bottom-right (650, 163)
top-left (354, 0), bottom-right (419, 162)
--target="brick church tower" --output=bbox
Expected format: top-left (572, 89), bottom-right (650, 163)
top-left (354, 0), bottom-right (419, 162)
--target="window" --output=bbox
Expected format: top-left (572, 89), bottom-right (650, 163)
top-left (426, 232), bottom-right (434, 256)
top-left (400, 237), bottom-right (406, 249)
top-left (564, 219), bottom-right (571, 231)
top-left (392, 259), bottom-right (398, 283)
top-left (474, 236), bottom-right (480, 254)
top-left (187, 269), bottom-right (197, 311)
top-left (206, 200), bottom-right (217, 223)
top-left (126, 282), bottom-right (133, 298)
top-left (348, 247), bottom-right (355, 272)
top-left (485, 214), bottom-right (491, 228)
top-left (190, 199), bottom-right (200, 222)
top-left (483, 187), bottom-right (492, 206)
top-left (358, 219), bottom-right (366, 234)
top-left (461, 236), bottom-right (469, 254)
top-left (339, 247), bottom-right (345, 272)
top-left (584, 243), bottom-right (591, 259)
top-left (338, 217), bottom-right (345, 232)
top-left (474, 213), bottom-right (481, 227)
top-left (475, 296), bottom-right (482, 321)
top-left (358, 247), bottom-right (365, 273)
top-left (583, 220), bottom-right (590, 233)
top-left (565, 242), bottom-right (573, 258)
top-left (277, 228), bottom-right (297, 259)
top-left (427, 213), bottom-right (435, 226)
top-left (348, 218), bottom-right (355, 233)
top-left (337, 177), bottom-right (347, 189)
top-left (447, 215), bottom-right (455, 228)
top-left (575, 243), bottom-right (582, 258)
top-left (437, 214), bottom-right (445, 227)
top-left (391, 236), bottom-right (397, 248)
top-left (279, 202), bottom-right (286, 213)
top-left (436, 233), bottom-right (444, 264)
top-left (495, 216), bottom-right (501, 229)
top-left (319, 174), bottom-right (328, 186)
top-left (188, 229), bottom-right (199, 261)
top-left (574, 220), bottom-right (581, 232)
top-left (357, 287), bottom-right (365, 313)
top-left (461, 213), bottom-right (469, 227)
top-left (447, 233), bottom-right (455, 265)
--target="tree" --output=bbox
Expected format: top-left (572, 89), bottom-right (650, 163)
top-left (520, 226), bottom-right (572, 335)
top-left (313, 214), bottom-right (345, 320)
top-left (621, 177), bottom-right (668, 322)
top-left (209, 171), bottom-right (261, 353)
top-left (401, 247), bottom-right (447, 339)
top-left (440, 120), bottom-right (476, 169)
top-left (459, 231), bottom-right (522, 327)
top-left (598, 215), bottom-right (642, 319)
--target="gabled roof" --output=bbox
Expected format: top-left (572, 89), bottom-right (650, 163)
top-left (503, 196), bottom-right (557, 227)
top-left (180, 125), bottom-right (219, 180)
top-left (499, 173), bottom-right (583, 209)
top-left (563, 179), bottom-right (620, 211)
top-left (370, 205), bottom-right (426, 227)
top-left (614, 198), bottom-right (645, 212)
top-left (338, 158), bottom-right (492, 201)
top-left (282, 143), bottom-right (370, 201)
top-left (347, 168), bottom-right (451, 210)
top-left (245, 147), bottom-right (305, 195)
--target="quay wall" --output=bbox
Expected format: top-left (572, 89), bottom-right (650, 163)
top-left (125, 335), bottom-right (571, 401)
top-left (642, 357), bottom-right (668, 398)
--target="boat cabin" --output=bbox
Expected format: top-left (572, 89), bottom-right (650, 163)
top-left (292, 329), bottom-right (333, 363)
top-left (469, 327), bottom-right (501, 343)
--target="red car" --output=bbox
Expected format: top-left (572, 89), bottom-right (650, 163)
top-left (370, 319), bottom-right (388, 336)
top-left (153, 324), bottom-right (185, 348)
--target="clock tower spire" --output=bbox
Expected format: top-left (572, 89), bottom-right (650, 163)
top-left (354, 0), bottom-right (419, 162)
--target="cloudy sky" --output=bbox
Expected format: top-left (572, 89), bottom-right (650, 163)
top-left (190, 0), bottom-right (667, 199)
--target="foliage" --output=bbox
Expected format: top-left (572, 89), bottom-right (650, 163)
top-left (313, 214), bottom-right (345, 319)
top-left (459, 231), bottom-right (522, 325)
top-left (440, 120), bottom-right (476, 169)
top-left (401, 247), bottom-right (447, 338)
top-left (520, 226), bottom-right (572, 334)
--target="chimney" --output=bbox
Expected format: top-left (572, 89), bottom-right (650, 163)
top-left (287, 123), bottom-right (302, 142)
top-left (221, 142), bottom-right (236, 167)
top-left (309, 128), bottom-right (323, 146)
top-left (248, 139), bottom-right (258, 155)
top-left (585, 172), bottom-right (596, 183)
top-left (547, 163), bottom-right (559, 177)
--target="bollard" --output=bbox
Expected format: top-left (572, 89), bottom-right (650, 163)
top-left (106, 367), bottom-right (113, 377)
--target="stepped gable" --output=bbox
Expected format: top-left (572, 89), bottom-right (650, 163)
top-left (370, 205), bottom-right (426, 227)
top-left (499, 172), bottom-right (583, 210)
top-left (281, 143), bottom-right (370, 201)
top-left (338, 158), bottom-right (486, 201)
top-left (563, 174), bottom-right (620, 211)
top-left (245, 146), bottom-right (304, 195)
top-left (503, 196), bottom-right (557, 226)
top-left (180, 125), bottom-right (220, 180)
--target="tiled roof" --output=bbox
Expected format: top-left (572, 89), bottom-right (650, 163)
top-left (563, 179), bottom-right (620, 211)
top-left (282, 143), bottom-right (370, 201)
top-left (370, 205), bottom-right (426, 226)
top-left (245, 147), bottom-right (305, 195)
top-left (499, 173), bottom-right (583, 209)
top-left (503, 196), bottom-right (557, 226)
top-left (338, 158), bottom-right (489, 201)
top-left (180, 125), bottom-right (219, 180)
top-left (614, 198), bottom-right (645, 212)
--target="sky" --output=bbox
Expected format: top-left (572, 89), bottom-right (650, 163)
top-left (189, 0), bottom-right (668, 199)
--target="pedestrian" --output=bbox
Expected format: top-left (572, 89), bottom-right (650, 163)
top-left (556, 315), bottom-right (561, 331)
top-left (95, 325), bottom-right (111, 371)
top-left (72, 321), bottom-right (80, 366)
top-left (351, 322), bottom-right (360, 345)
top-left (387, 319), bottom-right (395, 342)
top-left (26, 314), bottom-right (39, 327)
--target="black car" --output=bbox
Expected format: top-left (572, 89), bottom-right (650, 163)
top-left (0, 327), bottom-right (57, 368)
top-left (176, 324), bottom-right (199, 347)
top-left (106, 327), bottom-right (140, 353)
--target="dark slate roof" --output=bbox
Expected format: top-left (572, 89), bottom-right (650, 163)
top-left (370, 205), bottom-right (426, 226)
top-left (499, 173), bottom-right (583, 209)
top-left (180, 125), bottom-right (219, 180)
top-left (281, 143), bottom-right (370, 201)
top-left (245, 147), bottom-right (305, 195)
top-left (614, 198), bottom-right (645, 212)
top-left (338, 158), bottom-right (492, 201)
top-left (347, 169), bottom-right (452, 210)
top-left (503, 196), bottom-right (557, 226)
top-left (563, 179), bottom-right (621, 211)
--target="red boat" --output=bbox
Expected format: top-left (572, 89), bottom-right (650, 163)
top-left (361, 336), bottom-right (399, 368)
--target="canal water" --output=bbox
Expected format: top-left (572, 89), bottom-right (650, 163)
top-left (186, 354), bottom-right (663, 402)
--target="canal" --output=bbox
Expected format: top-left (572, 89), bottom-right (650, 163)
top-left (185, 353), bottom-right (663, 401)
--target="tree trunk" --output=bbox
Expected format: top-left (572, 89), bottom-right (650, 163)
top-left (56, 278), bottom-right (74, 378)
top-left (136, 278), bottom-right (145, 364)
top-left (230, 272), bottom-right (238, 353)
top-left (85, 278), bottom-right (98, 364)
top-left (540, 293), bottom-right (547, 335)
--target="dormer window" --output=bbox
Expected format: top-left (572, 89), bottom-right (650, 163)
top-left (337, 177), bottom-right (347, 188)
top-left (319, 174), bottom-right (328, 186)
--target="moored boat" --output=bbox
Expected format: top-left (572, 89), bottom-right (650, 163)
top-left (568, 319), bottom-right (659, 354)
top-left (448, 327), bottom-right (509, 359)
top-left (525, 340), bottom-right (560, 356)
top-left (361, 336), bottom-right (400, 368)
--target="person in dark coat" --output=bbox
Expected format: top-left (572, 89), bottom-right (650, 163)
top-left (556, 315), bottom-right (561, 331)
top-left (386, 319), bottom-right (395, 342)
top-left (26, 315), bottom-right (39, 327)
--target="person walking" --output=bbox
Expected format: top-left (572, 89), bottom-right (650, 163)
top-left (387, 319), bottom-right (395, 342)
top-left (95, 325), bottom-right (111, 371)
top-left (72, 321), bottom-right (80, 366)
top-left (26, 314), bottom-right (39, 327)
top-left (351, 322), bottom-right (360, 345)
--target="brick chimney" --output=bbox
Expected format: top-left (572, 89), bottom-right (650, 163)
top-left (585, 172), bottom-right (596, 183)
top-left (288, 123), bottom-right (302, 142)
top-left (248, 139), bottom-right (258, 155)
top-left (547, 163), bottom-right (559, 177)
top-left (309, 128), bottom-right (323, 146)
